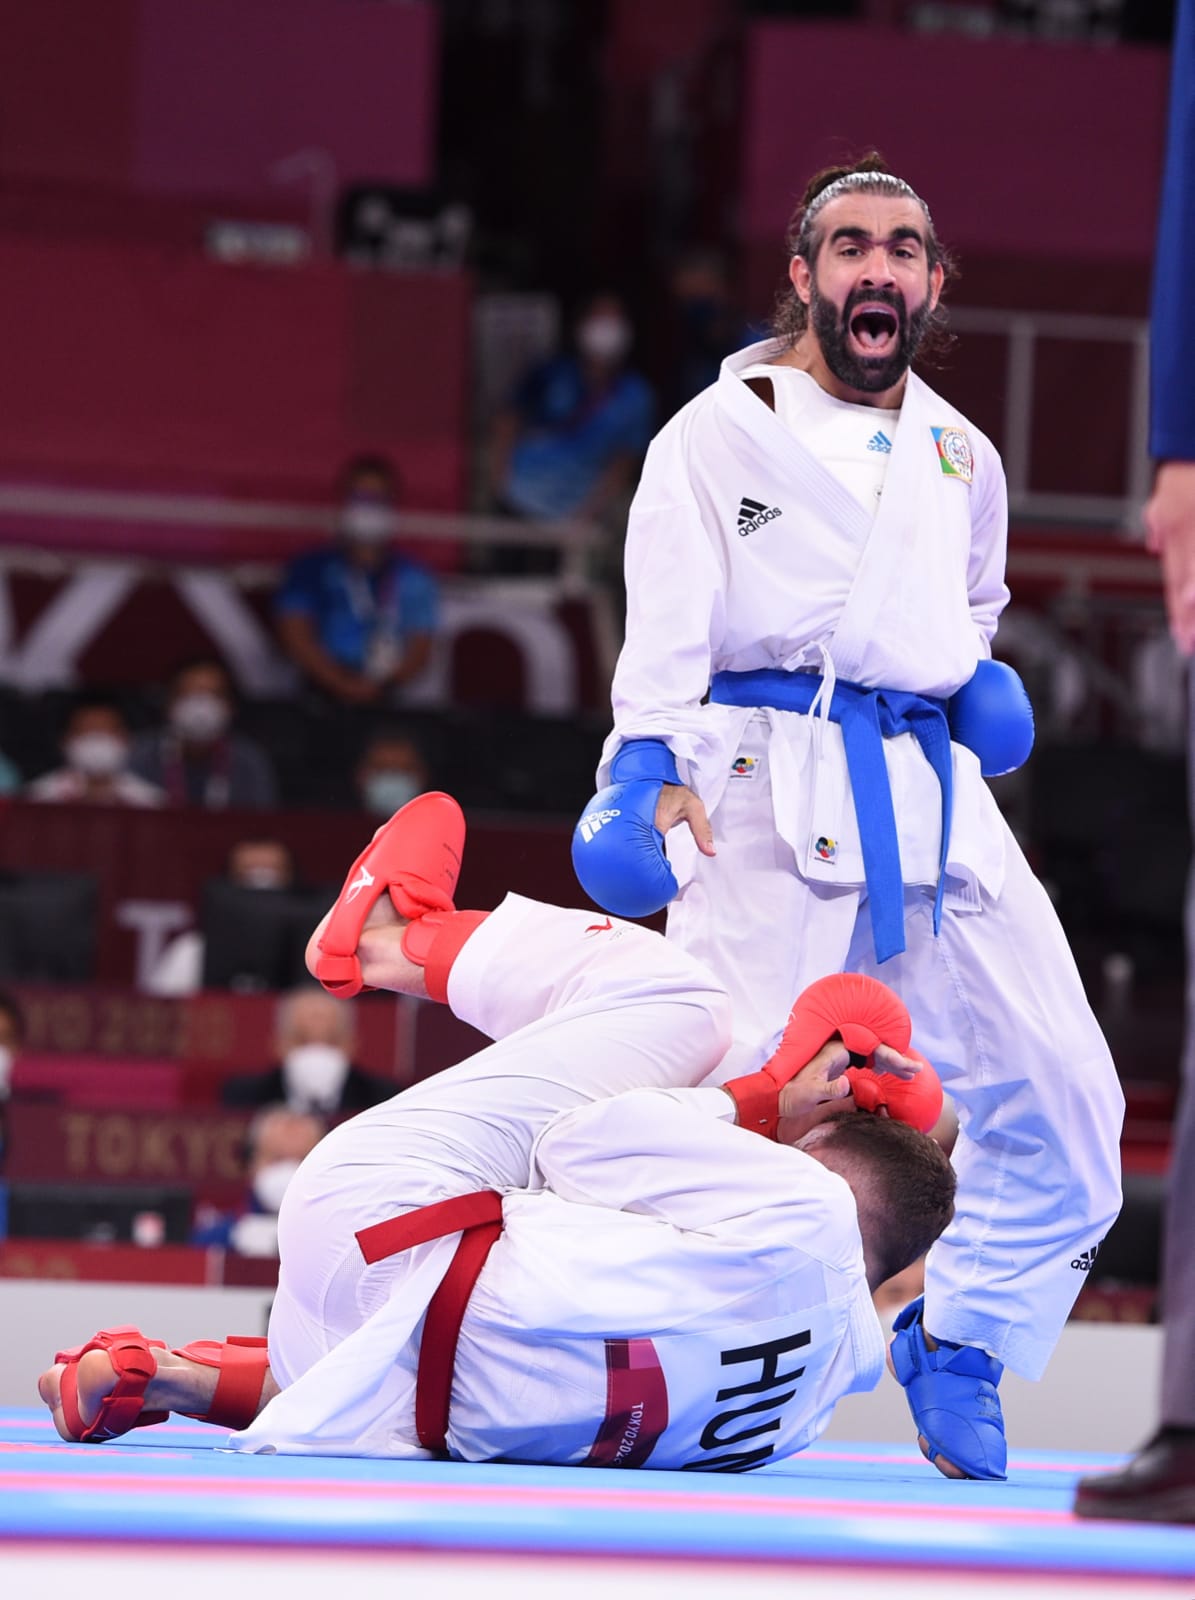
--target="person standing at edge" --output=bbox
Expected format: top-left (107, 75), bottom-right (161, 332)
top-left (1076, 0), bottom-right (1195, 1525)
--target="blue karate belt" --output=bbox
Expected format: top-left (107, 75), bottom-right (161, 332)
top-left (709, 668), bottom-right (953, 964)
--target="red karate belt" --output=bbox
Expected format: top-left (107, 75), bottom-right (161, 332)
top-left (355, 1190), bottom-right (504, 1454)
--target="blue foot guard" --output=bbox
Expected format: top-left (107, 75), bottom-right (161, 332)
top-left (889, 1296), bottom-right (1007, 1480)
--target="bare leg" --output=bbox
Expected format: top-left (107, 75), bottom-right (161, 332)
top-left (37, 1349), bottom-right (280, 1441)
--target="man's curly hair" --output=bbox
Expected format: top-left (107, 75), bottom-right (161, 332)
top-left (770, 151), bottom-right (957, 367)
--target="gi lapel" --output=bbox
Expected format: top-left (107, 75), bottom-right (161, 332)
top-left (715, 347), bottom-right (874, 549)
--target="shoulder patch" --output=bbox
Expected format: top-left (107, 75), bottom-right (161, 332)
top-left (931, 426), bottom-right (974, 484)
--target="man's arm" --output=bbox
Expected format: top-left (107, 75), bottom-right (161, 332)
top-left (594, 434), bottom-right (729, 856)
top-left (389, 630), bottom-right (433, 687)
top-left (1148, 0), bottom-right (1195, 652)
top-left (1148, 465), bottom-right (1195, 654)
top-left (604, 424), bottom-right (728, 757)
top-left (276, 611), bottom-right (381, 704)
top-left (531, 1084), bottom-right (857, 1263)
top-left (965, 432), bottom-right (1011, 654)
top-left (388, 565), bottom-right (439, 688)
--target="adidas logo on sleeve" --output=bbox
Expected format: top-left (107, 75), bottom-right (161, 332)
top-left (737, 496), bottom-right (782, 536)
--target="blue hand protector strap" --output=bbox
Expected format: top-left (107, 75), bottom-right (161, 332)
top-left (572, 779), bottom-right (679, 918)
top-left (609, 738), bottom-right (681, 786)
top-left (889, 1296), bottom-right (1007, 1481)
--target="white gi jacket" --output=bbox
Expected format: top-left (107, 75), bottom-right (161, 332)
top-left (233, 1089), bottom-right (883, 1468)
top-left (236, 1094), bottom-right (889, 1465)
top-left (598, 339), bottom-right (1012, 905)
top-left (458, 1089), bottom-right (884, 1469)
top-left (229, 897), bottom-right (885, 1465)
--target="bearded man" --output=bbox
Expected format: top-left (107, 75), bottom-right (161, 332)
top-left (574, 155), bottom-right (1124, 1481)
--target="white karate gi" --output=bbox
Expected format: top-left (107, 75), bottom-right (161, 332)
top-left (230, 894), bottom-right (885, 1466)
top-left (597, 341), bottom-right (1124, 1381)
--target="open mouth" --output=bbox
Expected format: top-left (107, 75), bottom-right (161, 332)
top-left (848, 304), bottom-right (900, 353)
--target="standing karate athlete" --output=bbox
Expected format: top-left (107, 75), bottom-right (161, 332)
top-left (574, 155), bottom-right (1124, 1480)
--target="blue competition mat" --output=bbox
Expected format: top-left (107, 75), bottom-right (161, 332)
top-left (2, 1408), bottom-right (1194, 1579)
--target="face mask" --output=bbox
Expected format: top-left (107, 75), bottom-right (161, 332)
top-left (236, 866), bottom-right (289, 891)
top-left (340, 500), bottom-right (397, 544)
top-left (169, 691), bottom-right (231, 743)
top-left (577, 316), bottom-right (632, 363)
top-left (362, 771), bottom-right (422, 817)
top-left (0, 1045), bottom-right (12, 1099)
top-left (251, 1158), bottom-right (302, 1216)
top-left (65, 732), bottom-right (127, 778)
top-left (282, 1042), bottom-right (350, 1109)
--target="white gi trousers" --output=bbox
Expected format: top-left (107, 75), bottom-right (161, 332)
top-left (238, 893), bottom-right (734, 1456)
top-left (672, 716), bottom-right (1125, 1382)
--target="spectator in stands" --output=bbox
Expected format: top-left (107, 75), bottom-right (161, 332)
top-left (662, 247), bottom-right (758, 415)
top-left (0, 748), bottom-right (20, 796)
top-left (130, 659), bottom-right (278, 809)
top-left (144, 838), bottom-right (298, 998)
top-left (221, 986), bottom-right (394, 1116)
top-left (0, 989), bottom-right (25, 1088)
top-left (485, 291), bottom-right (656, 572)
top-left (25, 700), bottom-right (165, 808)
top-left (191, 1104), bottom-right (325, 1258)
top-left (355, 728), bottom-right (430, 817)
top-left (275, 455), bottom-right (439, 707)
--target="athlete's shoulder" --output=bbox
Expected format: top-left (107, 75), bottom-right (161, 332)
top-left (909, 371), bottom-right (1002, 477)
top-left (650, 337), bottom-right (778, 449)
top-left (641, 385), bottom-right (719, 476)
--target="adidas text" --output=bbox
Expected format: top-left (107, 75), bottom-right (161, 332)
top-left (737, 496), bottom-right (782, 537)
top-left (1070, 1246), bottom-right (1100, 1272)
top-left (578, 807), bottom-right (621, 843)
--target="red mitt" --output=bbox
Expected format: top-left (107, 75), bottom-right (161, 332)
top-left (846, 1046), bottom-right (944, 1134)
top-left (726, 973), bottom-right (912, 1138)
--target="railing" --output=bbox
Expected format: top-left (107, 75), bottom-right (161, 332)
top-left (0, 483), bottom-right (607, 587)
top-left (949, 306), bottom-right (1151, 531)
top-left (0, 308), bottom-right (1160, 713)
top-left (0, 498), bottom-right (620, 704)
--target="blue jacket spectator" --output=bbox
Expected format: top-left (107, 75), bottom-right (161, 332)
top-left (276, 455), bottom-right (438, 707)
top-left (490, 293), bottom-right (656, 524)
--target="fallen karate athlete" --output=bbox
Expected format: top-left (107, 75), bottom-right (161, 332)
top-left (39, 793), bottom-right (953, 1471)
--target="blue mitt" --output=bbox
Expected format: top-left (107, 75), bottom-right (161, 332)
top-left (948, 659), bottom-right (1034, 778)
top-left (889, 1296), bottom-right (1007, 1480)
top-left (572, 739), bottom-right (680, 919)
